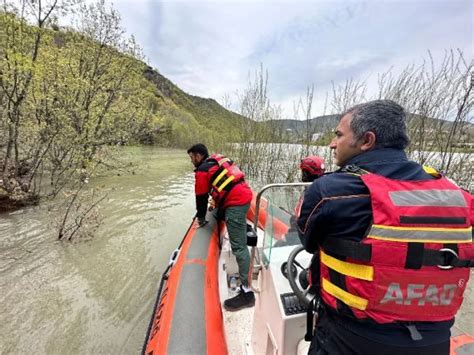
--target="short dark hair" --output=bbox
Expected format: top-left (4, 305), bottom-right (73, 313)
top-left (187, 143), bottom-right (209, 157)
top-left (343, 100), bottom-right (410, 149)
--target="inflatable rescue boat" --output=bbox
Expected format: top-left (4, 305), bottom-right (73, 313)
top-left (143, 184), bottom-right (474, 355)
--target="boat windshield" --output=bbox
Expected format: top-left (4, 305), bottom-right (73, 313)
top-left (260, 185), bottom-right (308, 266)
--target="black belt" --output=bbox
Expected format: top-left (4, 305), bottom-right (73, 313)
top-left (322, 239), bottom-right (474, 269)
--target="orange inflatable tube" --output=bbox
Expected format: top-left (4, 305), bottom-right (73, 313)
top-left (143, 218), bottom-right (227, 355)
top-left (450, 334), bottom-right (474, 355)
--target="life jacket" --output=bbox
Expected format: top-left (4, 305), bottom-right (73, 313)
top-left (318, 165), bottom-right (474, 324)
top-left (207, 154), bottom-right (245, 205)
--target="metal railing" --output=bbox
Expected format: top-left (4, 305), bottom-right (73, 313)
top-left (248, 182), bottom-right (312, 292)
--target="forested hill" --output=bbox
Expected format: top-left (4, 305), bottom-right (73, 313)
top-left (0, 5), bottom-right (248, 210)
top-left (143, 67), bottom-right (248, 145)
top-left (262, 115), bottom-right (339, 137)
top-left (0, 10), bottom-right (248, 150)
top-left (264, 114), bottom-right (474, 146)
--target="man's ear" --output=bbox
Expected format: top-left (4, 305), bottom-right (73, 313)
top-left (360, 131), bottom-right (376, 151)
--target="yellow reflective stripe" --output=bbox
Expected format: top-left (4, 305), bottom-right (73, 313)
top-left (321, 251), bottom-right (373, 281)
top-left (423, 165), bottom-right (441, 178)
top-left (372, 224), bottom-right (472, 232)
top-left (368, 235), bottom-right (472, 244)
top-left (322, 278), bottom-right (368, 311)
top-left (368, 224), bottom-right (472, 243)
top-left (212, 169), bottom-right (228, 186)
top-left (217, 175), bottom-right (235, 192)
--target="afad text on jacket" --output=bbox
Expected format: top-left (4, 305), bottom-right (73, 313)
top-left (319, 167), bottom-right (474, 324)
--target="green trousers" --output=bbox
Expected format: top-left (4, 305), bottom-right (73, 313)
top-left (225, 203), bottom-right (251, 286)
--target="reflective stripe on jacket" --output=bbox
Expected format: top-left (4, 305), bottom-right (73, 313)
top-left (194, 154), bottom-right (252, 219)
top-left (297, 148), bottom-right (473, 345)
top-left (207, 154), bottom-right (245, 205)
top-left (319, 168), bottom-right (473, 323)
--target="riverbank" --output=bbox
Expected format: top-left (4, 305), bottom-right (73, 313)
top-left (0, 147), bottom-right (195, 354)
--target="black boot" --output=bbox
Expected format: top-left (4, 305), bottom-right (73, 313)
top-left (224, 286), bottom-right (255, 311)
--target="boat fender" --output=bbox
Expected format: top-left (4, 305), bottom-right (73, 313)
top-left (168, 248), bottom-right (180, 266)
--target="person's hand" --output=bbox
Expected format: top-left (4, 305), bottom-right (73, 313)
top-left (197, 218), bottom-right (208, 228)
top-left (208, 198), bottom-right (216, 211)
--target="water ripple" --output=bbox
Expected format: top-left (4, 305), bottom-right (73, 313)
top-left (0, 147), bottom-right (197, 354)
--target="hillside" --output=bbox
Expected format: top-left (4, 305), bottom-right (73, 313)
top-left (0, 7), bottom-right (251, 209)
top-left (264, 115), bottom-right (339, 134)
top-left (143, 67), bottom-right (248, 142)
top-left (265, 113), bottom-right (474, 145)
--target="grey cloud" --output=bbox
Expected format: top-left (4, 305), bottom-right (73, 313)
top-left (243, 0), bottom-right (472, 100)
top-left (109, 0), bottom-right (472, 116)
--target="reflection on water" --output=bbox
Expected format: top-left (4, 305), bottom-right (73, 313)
top-left (0, 147), bottom-right (196, 354)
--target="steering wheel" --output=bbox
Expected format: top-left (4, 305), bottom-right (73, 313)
top-left (286, 245), bottom-right (313, 306)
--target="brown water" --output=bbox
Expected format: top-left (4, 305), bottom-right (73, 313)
top-left (0, 147), bottom-right (195, 354)
top-left (1, 146), bottom-right (472, 354)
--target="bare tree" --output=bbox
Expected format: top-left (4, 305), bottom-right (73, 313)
top-left (222, 51), bottom-right (472, 191)
top-left (378, 50), bottom-right (473, 189)
top-left (0, 0), bottom-right (153, 238)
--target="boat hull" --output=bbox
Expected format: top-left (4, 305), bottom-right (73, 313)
top-left (143, 217), bottom-right (227, 355)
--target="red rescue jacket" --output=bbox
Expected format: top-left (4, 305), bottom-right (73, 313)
top-left (207, 154), bottom-right (245, 205)
top-left (194, 154), bottom-right (252, 215)
top-left (319, 167), bottom-right (474, 324)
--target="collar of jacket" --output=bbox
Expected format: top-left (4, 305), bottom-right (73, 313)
top-left (193, 155), bottom-right (210, 172)
top-left (341, 148), bottom-right (408, 170)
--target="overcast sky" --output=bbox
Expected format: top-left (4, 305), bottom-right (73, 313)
top-left (108, 0), bottom-right (472, 118)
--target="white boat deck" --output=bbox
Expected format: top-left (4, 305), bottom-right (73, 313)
top-left (219, 230), bottom-right (256, 354)
top-left (219, 224), bottom-right (312, 355)
top-left (217, 221), bottom-right (474, 355)
top-left (223, 305), bottom-right (254, 354)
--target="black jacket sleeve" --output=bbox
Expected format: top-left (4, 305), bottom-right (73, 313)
top-left (297, 180), bottom-right (326, 253)
top-left (195, 193), bottom-right (208, 219)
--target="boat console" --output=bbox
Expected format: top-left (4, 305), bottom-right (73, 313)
top-left (252, 245), bottom-right (312, 355)
top-left (220, 183), bottom-right (314, 355)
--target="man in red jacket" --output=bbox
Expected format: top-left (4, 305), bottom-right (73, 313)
top-left (187, 143), bottom-right (255, 311)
